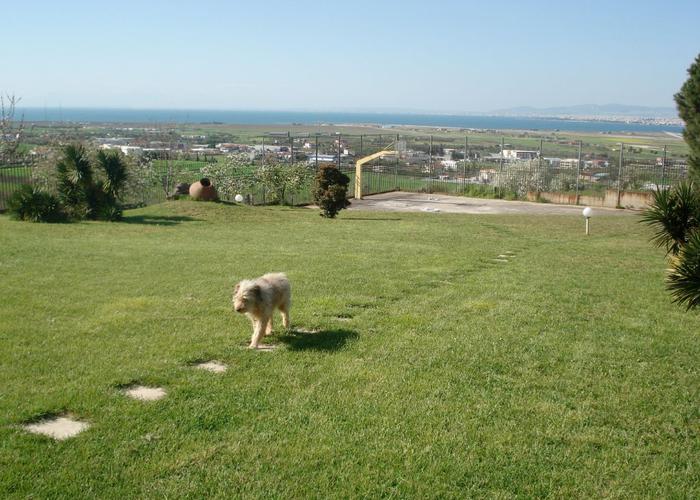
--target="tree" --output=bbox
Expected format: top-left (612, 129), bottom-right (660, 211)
top-left (641, 181), bottom-right (700, 310)
top-left (313, 164), bottom-right (350, 218)
top-left (0, 94), bottom-right (25, 164)
top-left (56, 144), bottom-right (95, 218)
top-left (200, 154), bottom-right (254, 201)
top-left (675, 53), bottom-right (700, 183)
top-left (255, 160), bottom-right (314, 205)
top-left (55, 144), bottom-right (128, 220)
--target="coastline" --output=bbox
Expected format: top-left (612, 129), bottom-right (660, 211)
top-left (16, 108), bottom-right (684, 134)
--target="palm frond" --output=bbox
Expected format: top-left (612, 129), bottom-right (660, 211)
top-left (667, 230), bottom-right (700, 310)
top-left (639, 181), bottom-right (700, 256)
top-left (96, 150), bottom-right (128, 199)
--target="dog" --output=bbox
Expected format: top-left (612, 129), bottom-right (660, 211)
top-left (232, 273), bottom-right (291, 348)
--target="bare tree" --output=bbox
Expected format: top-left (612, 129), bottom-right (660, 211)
top-left (1, 94), bottom-right (25, 164)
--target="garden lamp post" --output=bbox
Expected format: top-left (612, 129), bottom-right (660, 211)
top-left (583, 207), bottom-right (593, 235)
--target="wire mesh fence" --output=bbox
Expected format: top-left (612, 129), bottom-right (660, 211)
top-left (0, 133), bottom-right (690, 212)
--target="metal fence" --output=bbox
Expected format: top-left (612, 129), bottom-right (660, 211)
top-left (0, 132), bottom-right (689, 211)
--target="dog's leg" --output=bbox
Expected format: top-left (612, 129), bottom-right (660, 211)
top-left (280, 302), bottom-right (290, 329)
top-left (249, 318), bottom-right (266, 348)
top-left (265, 316), bottom-right (273, 336)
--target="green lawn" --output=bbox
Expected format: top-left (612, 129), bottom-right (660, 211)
top-left (1, 201), bottom-right (698, 498)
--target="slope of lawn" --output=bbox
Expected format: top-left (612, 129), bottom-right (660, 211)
top-left (0, 201), bottom-right (698, 498)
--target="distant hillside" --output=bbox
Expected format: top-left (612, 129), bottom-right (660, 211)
top-left (492, 104), bottom-right (678, 119)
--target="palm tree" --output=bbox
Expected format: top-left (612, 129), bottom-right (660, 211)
top-left (55, 145), bottom-right (128, 220)
top-left (640, 181), bottom-right (700, 256)
top-left (95, 150), bottom-right (128, 200)
top-left (667, 231), bottom-right (700, 310)
top-left (641, 181), bottom-right (700, 310)
top-left (56, 144), bottom-right (94, 218)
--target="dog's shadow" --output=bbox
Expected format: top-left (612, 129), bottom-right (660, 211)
top-left (277, 328), bottom-right (358, 352)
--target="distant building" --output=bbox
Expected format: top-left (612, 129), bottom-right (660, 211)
top-left (307, 154), bottom-right (337, 164)
top-left (559, 158), bottom-right (580, 169)
top-left (503, 149), bottom-right (539, 161)
top-left (479, 169), bottom-right (498, 183)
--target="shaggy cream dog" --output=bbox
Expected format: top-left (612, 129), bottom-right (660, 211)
top-left (232, 273), bottom-right (291, 348)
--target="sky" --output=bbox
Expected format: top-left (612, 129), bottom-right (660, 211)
top-left (3, 0), bottom-right (700, 113)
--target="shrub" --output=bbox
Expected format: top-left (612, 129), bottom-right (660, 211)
top-left (667, 231), bottom-right (700, 310)
top-left (55, 145), bottom-right (127, 220)
top-left (7, 185), bottom-right (66, 222)
top-left (641, 181), bottom-right (700, 310)
top-left (640, 181), bottom-right (700, 256)
top-left (313, 164), bottom-right (350, 218)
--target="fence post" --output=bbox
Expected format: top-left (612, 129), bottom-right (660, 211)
top-left (395, 133), bottom-right (399, 190)
top-left (575, 140), bottom-right (581, 204)
top-left (617, 142), bottom-right (624, 208)
top-left (661, 145), bottom-right (667, 187)
top-left (539, 138), bottom-right (543, 198)
top-left (337, 134), bottom-right (341, 168)
top-left (464, 135), bottom-right (468, 192)
top-left (499, 136), bottom-right (504, 197)
top-left (429, 135), bottom-right (433, 193)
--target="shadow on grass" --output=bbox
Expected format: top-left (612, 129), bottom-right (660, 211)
top-left (278, 328), bottom-right (359, 352)
top-left (121, 215), bottom-right (200, 226)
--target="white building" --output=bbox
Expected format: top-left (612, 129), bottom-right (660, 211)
top-left (559, 158), bottom-right (580, 169)
top-left (503, 149), bottom-right (539, 160)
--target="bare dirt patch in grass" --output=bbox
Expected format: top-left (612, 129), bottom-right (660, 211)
top-left (23, 415), bottom-right (89, 440)
top-left (123, 385), bottom-right (167, 401)
top-left (194, 361), bottom-right (228, 373)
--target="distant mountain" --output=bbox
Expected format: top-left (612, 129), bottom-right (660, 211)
top-left (491, 104), bottom-right (678, 119)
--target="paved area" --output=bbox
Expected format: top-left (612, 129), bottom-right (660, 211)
top-left (348, 191), bottom-right (634, 216)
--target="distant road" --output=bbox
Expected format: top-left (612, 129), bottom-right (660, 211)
top-left (664, 131), bottom-right (684, 139)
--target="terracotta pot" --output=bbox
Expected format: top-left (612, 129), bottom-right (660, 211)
top-left (189, 178), bottom-right (218, 201)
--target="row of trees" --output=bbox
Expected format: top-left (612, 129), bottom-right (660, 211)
top-left (10, 145), bottom-right (351, 220)
top-left (200, 154), bottom-right (350, 217)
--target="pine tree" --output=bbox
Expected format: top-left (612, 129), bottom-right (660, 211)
top-left (675, 53), bottom-right (700, 183)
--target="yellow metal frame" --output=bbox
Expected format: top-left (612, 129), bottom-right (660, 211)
top-left (354, 148), bottom-right (396, 199)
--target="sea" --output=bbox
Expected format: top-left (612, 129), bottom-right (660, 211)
top-left (17, 108), bottom-right (683, 134)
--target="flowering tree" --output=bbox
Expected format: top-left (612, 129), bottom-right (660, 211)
top-left (255, 160), bottom-right (314, 205)
top-left (0, 94), bottom-right (25, 164)
top-left (200, 153), bottom-right (254, 201)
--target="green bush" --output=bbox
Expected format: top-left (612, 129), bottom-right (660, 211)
top-left (56, 145), bottom-right (128, 220)
top-left (313, 164), bottom-right (350, 218)
top-left (640, 181), bottom-right (700, 256)
top-left (7, 185), bottom-right (66, 223)
top-left (667, 231), bottom-right (700, 310)
top-left (641, 181), bottom-right (700, 310)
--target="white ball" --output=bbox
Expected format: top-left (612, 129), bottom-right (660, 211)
top-left (234, 194), bottom-right (244, 203)
top-left (582, 207), bottom-right (592, 218)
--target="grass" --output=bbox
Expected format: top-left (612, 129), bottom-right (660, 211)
top-left (1, 201), bottom-right (699, 498)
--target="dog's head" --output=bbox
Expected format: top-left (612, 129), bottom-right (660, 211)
top-left (232, 280), bottom-right (262, 313)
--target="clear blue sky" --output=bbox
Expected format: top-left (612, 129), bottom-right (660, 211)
top-left (4, 0), bottom-right (699, 112)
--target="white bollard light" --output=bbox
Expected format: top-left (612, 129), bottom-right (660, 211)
top-left (582, 207), bottom-right (593, 235)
